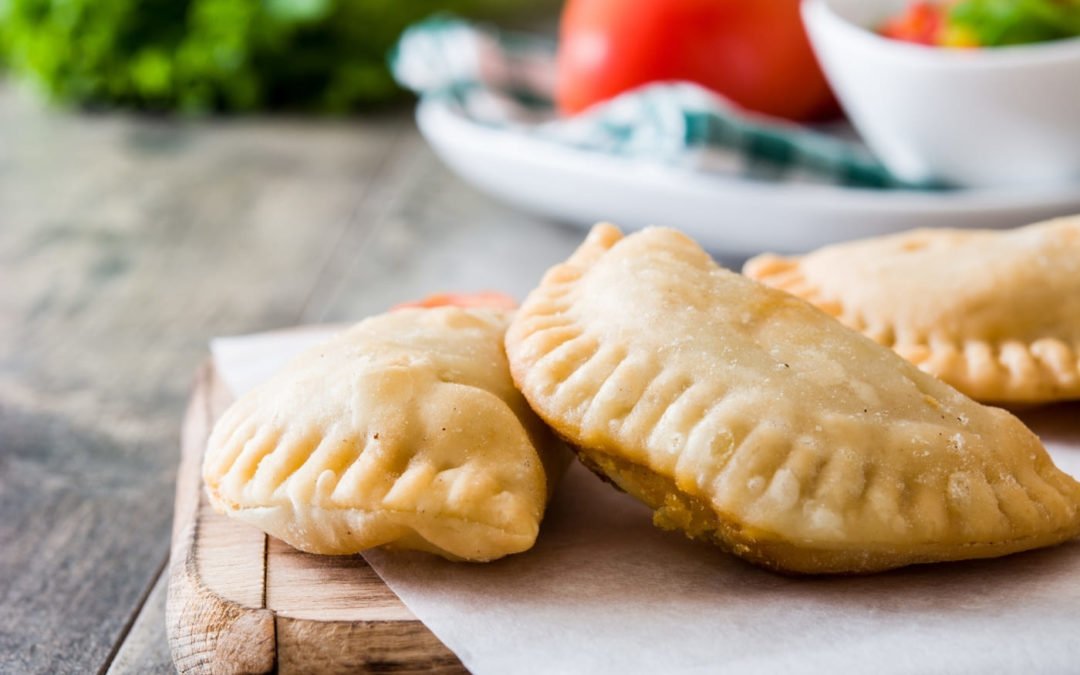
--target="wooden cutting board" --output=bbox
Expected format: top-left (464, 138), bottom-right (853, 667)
top-left (166, 362), bottom-right (466, 674)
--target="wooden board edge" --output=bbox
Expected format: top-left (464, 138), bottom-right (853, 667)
top-left (166, 545), bottom-right (276, 675)
top-left (276, 617), bottom-right (465, 674)
top-left (166, 358), bottom-right (466, 673)
top-left (166, 362), bottom-right (275, 674)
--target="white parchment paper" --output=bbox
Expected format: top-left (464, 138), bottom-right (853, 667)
top-left (212, 329), bottom-right (1080, 675)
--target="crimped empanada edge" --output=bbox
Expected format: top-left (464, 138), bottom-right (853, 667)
top-left (744, 254), bottom-right (1080, 405)
top-left (204, 483), bottom-right (540, 562)
top-left (569, 443), bottom-right (1080, 576)
top-left (507, 224), bottom-right (1080, 574)
top-left (202, 306), bottom-right (568, 563)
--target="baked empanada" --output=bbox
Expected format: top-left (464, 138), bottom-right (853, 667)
top-left (204, 307), bottom-right (569, 562)
top-left (505, 224), bottom-right (1080, 574)
top-left (744, 216), bottom-right (1080, 404)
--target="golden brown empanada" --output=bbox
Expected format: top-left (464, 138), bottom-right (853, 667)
top-left (505, 223), bottom-right (1080, 574)
top-left (203, 307), bottom-right (569, 562)
top-left (744, 216), bottom-right (1080, 404)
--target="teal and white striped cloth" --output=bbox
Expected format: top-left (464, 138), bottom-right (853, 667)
top-left (390, 16), bottom-right (936, 190)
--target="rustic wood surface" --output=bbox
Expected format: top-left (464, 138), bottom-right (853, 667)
top-left (0, 81), bottom-right (600, 673)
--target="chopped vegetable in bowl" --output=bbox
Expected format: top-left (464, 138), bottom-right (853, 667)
top-left (880, 0), bottom-right (1080, 47)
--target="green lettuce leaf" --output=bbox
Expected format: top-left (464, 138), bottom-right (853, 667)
top-left (0, 0), bottom-right (550, 112)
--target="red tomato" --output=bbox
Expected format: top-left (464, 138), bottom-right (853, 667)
top-left (555, 0), bottom-right (839, 122)
top-left (879, 1), bottom-right (946, 45)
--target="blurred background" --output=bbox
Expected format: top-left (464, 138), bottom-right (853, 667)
top-left (0, 0), bottom-right (555, 111)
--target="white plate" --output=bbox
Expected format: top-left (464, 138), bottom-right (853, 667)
top-left (417, 97), bottom-right (1080, 254)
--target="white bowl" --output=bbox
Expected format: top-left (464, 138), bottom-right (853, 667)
top-left (802, 0), bottom-right (1080, 189)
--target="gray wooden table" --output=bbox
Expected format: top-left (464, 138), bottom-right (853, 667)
top-left (0, 82), bottom-right (601, 673)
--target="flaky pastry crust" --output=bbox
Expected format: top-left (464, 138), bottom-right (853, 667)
top-left (744, 217), bottom-right (1080, 404)
top-left (506, 224), bottom-right (1080, 574)
top-left (203, 307), bottom-right (568, 562)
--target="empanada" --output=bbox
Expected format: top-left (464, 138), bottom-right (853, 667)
top-left (505, 224), bottom-right (1080, 574)
top-left (744, 216), bottom-right (1080, 404)
top-left (203, 307), bottom-right (569, 562)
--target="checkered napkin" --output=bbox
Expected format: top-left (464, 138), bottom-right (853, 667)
top-left (390, 16), bottom-right (934, 190)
